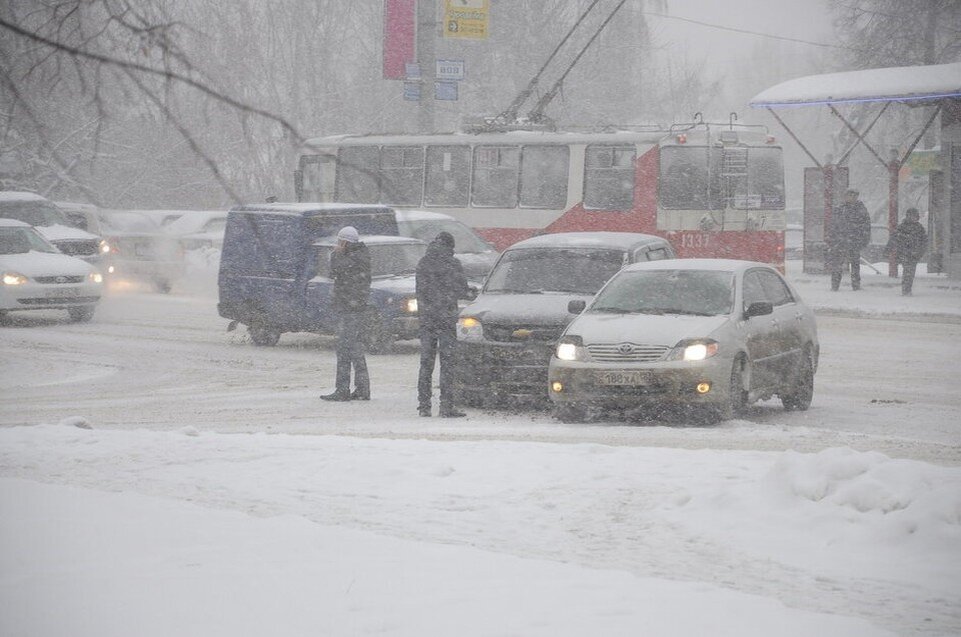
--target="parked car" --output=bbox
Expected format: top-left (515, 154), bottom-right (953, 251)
top-left (548, 259), bottom-right (819, 423)
top-left (217, 203), bottom-right (407, 348)
top-left (137, 210), bottom-right (189, 228)
top-left (0, 192), bottom-right (106, 266)
top-left (98, 210), bottom-right (185, 293)
top-left (394, 210), bottom-right (499, 285)
top-left (164, 210), bottom-right (230, 252)
top-left (55, 201), bottom-right (103, 235)
top-left (0, 219), bottom-right (103, 322)
top-left (454, 232), bottom-right (676, 406)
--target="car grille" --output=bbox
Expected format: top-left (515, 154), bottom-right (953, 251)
top-left (587, 343), bottom-right (670, 362)
top-left (18, 296), bottom-right (100, 306)
top-left (35, 275), bottom-right (84, 284)
top-left (484, 324), bottom-right (564, 343)
top-left (54, 239), bottom-right (99, 257)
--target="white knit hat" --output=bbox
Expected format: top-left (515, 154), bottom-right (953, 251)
top-left (337, 226), bottom-right (359, 243)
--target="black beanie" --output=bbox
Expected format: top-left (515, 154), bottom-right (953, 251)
top-left (437, 231), bottom-right (455, 248)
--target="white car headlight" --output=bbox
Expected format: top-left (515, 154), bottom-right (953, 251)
top-left (669, 340), bottom-right (719, 361)
top-left (89, 272), bottom-right (103, 284)
top-left (99, 240), bottom-right (111, 254)
top-left (555, 336), bottom-right (588, 362)
top-left (2, 271), bottom-right (28, 285)
top-left (404, 298), bottom-right (418, 314)
top-left (457, 316), bottom-right (484, 342)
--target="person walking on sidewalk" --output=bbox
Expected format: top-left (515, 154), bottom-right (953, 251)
top-left (826, 188), bottom-right (872, 291)
top-left (887, 208), bottom-right (927, 296)
top-left (321, 226), bottom-right (372, 401)
top-left (415, 231), bottom-right (472, 417)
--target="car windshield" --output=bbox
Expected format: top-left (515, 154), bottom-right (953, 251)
top-left (590, 269), bottom-right (735, 316)
top-left (0, 200), bottom-right (69, 227)
top-left (401, 219), bottom-right (492, 253)
top-left (313, 242), bottom-right (426, 278)
top-left (484, 248), bottom-right (626, 294)
top-left (0, 226), bottom-right (59, 254)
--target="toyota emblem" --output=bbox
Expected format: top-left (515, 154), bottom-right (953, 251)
top-left (618, 343), bottom-right (634, 354)
top-left (55, 276), bottom-right (67, 284)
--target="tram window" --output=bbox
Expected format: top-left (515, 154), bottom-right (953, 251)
top-left (472, 146), bottom-right (519, 207)
top-left (520, 145), bottom-right (569, 209)
top-left (584, 145), bottom-right (635, 210)
top-left (425, 145), bottom-right (470, 207)
top-left (336, 146), bottom-right (380, 204)
top-left (300, 155), bottom-right (336, 203)
top-left (659, 146), bottom-right (712, 210)
top-left (380, 146), bottom-right (424, 206)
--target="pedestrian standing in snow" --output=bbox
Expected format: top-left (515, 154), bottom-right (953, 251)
top-left (321, 226), bottom-right (371, 401)
top-left (826, 188), bottom-right (872, 291)
top-left (887, 208), bottom-right (927, 296)
top-left (415, 231), bottom-right (472, 417)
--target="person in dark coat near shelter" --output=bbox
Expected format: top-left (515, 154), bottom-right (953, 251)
top-left (321, 226), bottom-right (372, 401)
top-left (416, 231), bottom-right (472, 417)
top-left (827, 188), bottom-right (872, 291)
top-left (888, 207), bottom-right (927, 296)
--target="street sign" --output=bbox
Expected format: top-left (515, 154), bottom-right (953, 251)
top-left (436, 59), bottom-right (465, 81)
top-left (435, 80), bottom-right (458, 101)
top-left (405, 62), bottom-right (421, 80)
top-left (444, 0), bottom-right (488, 40)
top-left (404, 81), bottom-right (421, 101)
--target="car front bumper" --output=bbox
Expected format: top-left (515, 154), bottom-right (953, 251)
top-left (1, 280), bottom-right (102, 311)
top-left (548, 355), bottom-right (735, 410)
top-left (455, 339), bottom-right (556, 398)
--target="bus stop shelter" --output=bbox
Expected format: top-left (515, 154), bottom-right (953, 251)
top-left (749, 62), bottom-right (961, 279)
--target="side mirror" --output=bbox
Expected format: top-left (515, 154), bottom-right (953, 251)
top-left (467, 285), bottom-right (479, 300)
top-left (568, 299), bottom-right (587, 314)
top-left (744, 301), bottom-right (773, 319)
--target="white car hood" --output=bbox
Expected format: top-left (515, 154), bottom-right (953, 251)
top-left (0, 251), bottom-right (96, 278)
top-left (36, 224), bottom-right (99, 242)
top-left (569, 312), bottom-right (730, 347)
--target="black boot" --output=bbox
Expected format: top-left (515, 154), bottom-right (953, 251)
top-left (418, 404), bottom-right (431, 417)
top-left (321, 391), bottom-right (351, 401)
top-left (350, 390), bottom-right (370, 401)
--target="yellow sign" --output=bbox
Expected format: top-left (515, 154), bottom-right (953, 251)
top-left (444, 0), bottom-right (489, 40)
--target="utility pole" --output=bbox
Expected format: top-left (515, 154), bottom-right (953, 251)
top-left (417, 0), bottom-right (436, 134)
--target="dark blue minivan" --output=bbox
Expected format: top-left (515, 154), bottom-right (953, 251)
top-left (218, 203), bottom-right (423, 349)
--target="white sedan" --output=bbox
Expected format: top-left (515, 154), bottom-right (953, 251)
top-left (549, 259), bottom-right (819, 423)
top-left (0, 219), bottom-right (103, 322)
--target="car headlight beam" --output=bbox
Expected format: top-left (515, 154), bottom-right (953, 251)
top-left (2, 271), bottom-right (28, 285)
top-left (457, 316), bottom-right (484, 342)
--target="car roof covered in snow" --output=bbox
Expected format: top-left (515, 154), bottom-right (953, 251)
top-left (0, 191), bottom-right (47, 203)
top-left (0, 218), bottom-right (31, 228)
top-left (312, 234), bottom-right (425, 247)
top-left (621, 258), bottom-right (773, 274)
top-left (506, 232), bottom-right (670, 252)
top-left (230, 203), bottom-right (394, 217)
top-left (394, 209), bottom-right (457, 222)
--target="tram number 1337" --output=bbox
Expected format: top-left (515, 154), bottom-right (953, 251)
top-left (679, 233), bottom-right (713, 249)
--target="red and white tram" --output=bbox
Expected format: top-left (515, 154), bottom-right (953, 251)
top-left (295, 121), bottom-right (786, 266)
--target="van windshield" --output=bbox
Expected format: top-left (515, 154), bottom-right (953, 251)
top-left (484, 248), bottom-right (626, 295)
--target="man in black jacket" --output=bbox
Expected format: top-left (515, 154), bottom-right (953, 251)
top-left (827, 188), bottom-right (872, 291)
top-left (321, 226), bottom-right (372, 401)
top-left (888, 208), bottom-right (927, 296)
top-left (416, 231), bottom-right (472, 417)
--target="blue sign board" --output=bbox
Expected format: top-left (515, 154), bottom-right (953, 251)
top-left (434, 80), bottom-right (458, 101)
top-left (404, 81), bottom-right (421, 101)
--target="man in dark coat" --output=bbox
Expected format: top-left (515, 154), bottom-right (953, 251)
top-left (888, 208), bottom-right (927, 296)
top-left (321, 226), bottom-right (372, 401)
top-left (416, 231), bottom-right (472, 417)
top-left (827, 188), bottom-right (872, 291)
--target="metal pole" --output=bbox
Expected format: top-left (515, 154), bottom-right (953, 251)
top-left (888, 158), bottom-right (900, 277)
top-left (417, 0), bottom-right (435, 134)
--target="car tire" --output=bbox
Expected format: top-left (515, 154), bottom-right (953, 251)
top-left (156, 280), bottom-right (172, 294)
top-left (781, 351), bottom-right (814, 411)
top-left (716, 357), bottom-right (747, 421)
top-left (553, 403), bottom-right (588, 423)
top-left (68, 306), bottom-right (96, 323)
top-left (248, 323), bottom-right (281, 346)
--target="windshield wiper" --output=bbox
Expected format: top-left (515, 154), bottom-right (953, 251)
top-left (658, 308), bottom-right (715, 316)
top-left (490, 288), bottom-right (541, 294)
top-left (590, 306), bottom-right (635, 314)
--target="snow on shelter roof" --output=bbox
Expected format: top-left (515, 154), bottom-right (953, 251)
top-left (749, 62), bottom-right (961, 108)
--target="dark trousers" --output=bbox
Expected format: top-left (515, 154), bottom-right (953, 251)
top-left (418, 320), bottom-right (456, 409)
top-left (830, 250), bottom-right (862, 290)
top-left (335, 311), bottom-right (369, 395)
top-left (901, 260), bottom-right (919, 295)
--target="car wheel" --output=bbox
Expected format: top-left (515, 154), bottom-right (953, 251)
top-left (156, 280), bottom-right (172, 294)
top-left (717, 357), bottom-right (747, 421)
top-left (68, 306), bottom-right (96, 323)
top-left (248, 323), bottom-right (281, 346)
top-left (553, 403), bottom-right (588, 423)
top-left (781, 351), bottom-right (814, 411)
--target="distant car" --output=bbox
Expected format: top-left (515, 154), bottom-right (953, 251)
top-left (549, 259), bottom-right (819, 423)
top-left (0, 192), bottom-right (106, 266)
top-left (98, 211), bottom-right (185, 293)
top-left (454, 232), bottom-right (676, 406)
top-left (0, 219), bottom-right (103, 322)
top-left (136, 210), bottom-right (189, 228)
top-left (394, 210), bottom-right (499, 284)
top-left (164, 211), bottom-right (229, 252)
top-left (55, 202), bottom-right (103, 235)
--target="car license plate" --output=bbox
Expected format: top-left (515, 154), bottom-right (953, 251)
top-left (595, 370), bottom-right (652, 386)
top-left (45, 287), bottom-right (80, 298)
